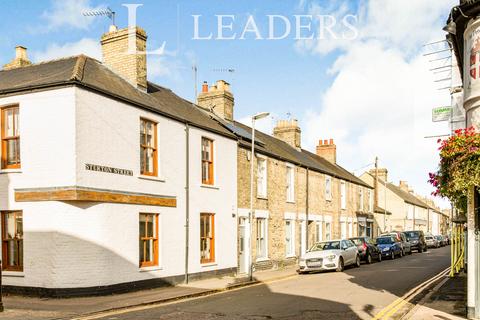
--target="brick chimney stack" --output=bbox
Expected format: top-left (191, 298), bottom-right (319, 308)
top-left (399, 180), bottom-right (409, 192)
top-left (197, 80), bottom-right (235, 121)
top-left (101, 26), bottom-right (148, 91)
top-left (316, 139), bottom-right (336, 164)
top-left (273, 119), bottom-right (301, 149)
top-left (3, 46), bottom-right (32, 70)
top-left (369, 168), bottom-right (388, 182)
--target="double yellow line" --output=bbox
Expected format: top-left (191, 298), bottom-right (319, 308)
top-left (372, 267), bottom-right (449, 320)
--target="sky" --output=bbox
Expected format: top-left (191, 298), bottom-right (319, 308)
top-left (0, 0), bottom-right (458, 208)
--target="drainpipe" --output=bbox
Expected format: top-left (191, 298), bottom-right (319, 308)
top-left (305, 168), bottom-right (309, 250)
top-left (184, 123), bottom-right (190, 284)
top-left (413, 206), bottom-right (416, 231)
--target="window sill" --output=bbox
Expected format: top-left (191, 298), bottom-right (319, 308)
top-left (285, 254), bottom-right (296, 259)
top-left (256, 257), bottom-right (269, 262)
top-left (286, 200), bottom-right (295, 204)
top-left (257, 196), bottom-right (268, 200)
top-left (0, 169), bottom-right (22, 174)
top-left (2, 271), bottom-right (24, 277)
top-left (200, 184), bottom-right (219, 190)
top-left (201, 262), bottom-right (217, 267)
top-left (139, 266), bottom-right (163, 272)
top-left (138, 175), bottom-right (165, 182)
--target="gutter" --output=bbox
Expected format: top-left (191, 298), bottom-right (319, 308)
top-left (0, 81), bottom-right (237, 141)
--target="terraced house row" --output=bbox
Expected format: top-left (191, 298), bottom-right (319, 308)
top-left (0, 25), bottom-right (393, 297)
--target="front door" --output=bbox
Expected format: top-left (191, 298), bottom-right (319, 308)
top-left (238, 218), bottom-right (248, 274)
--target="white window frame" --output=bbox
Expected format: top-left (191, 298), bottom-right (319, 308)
top-left (316, 221), bottom-right (323, 242)
top-left (286, 164), bottom-right (295, 203)
top-left (325, 222), bottom-right (332, 240)
top-left (257, 156), bottom-right (267, 198)
top-left (340, 180), bottom-right (347, 210)
top-left (325, 175), bottom-right (332, 201)
top-left (256, 218), bottom-right (268, 261)
top-left (407, 204), bottom-right (414, 220)
top-left (285, 219), bottom-right (295, 257)
top-left (359, 188), bottom-right (364, 211)
top-left (368, 189), bottom-right (373, 212)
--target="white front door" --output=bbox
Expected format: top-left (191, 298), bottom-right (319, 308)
top-left (238, 218), bottom-right (248, 274)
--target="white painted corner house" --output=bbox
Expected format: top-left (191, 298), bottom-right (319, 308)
top-left (0, 26), bottom-right (237, 296)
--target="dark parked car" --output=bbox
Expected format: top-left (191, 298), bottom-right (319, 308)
top-left (380, 231), bottom-right (412, 255)
top-left (404, 230), bottom-right (427, 252)
top-left (376, 236), bottom-right (403, 259)
top-left (349, 237), bottom-right (382, 263)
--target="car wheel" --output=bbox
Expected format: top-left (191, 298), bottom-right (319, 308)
top-left (391, 251), bottom-right (395, 260)
top-left (409, 248), bottom-right (412, 255)
top-left (355, 255), bottom-right (361, 268)
top-left (366, 253), bottom-right (372, 264)
top-left (377, 253), bottom-right (382, 262)
top-left (418, 246), bottom-right (423, 253)
top-left (336, 257), bottom-right (344, 272)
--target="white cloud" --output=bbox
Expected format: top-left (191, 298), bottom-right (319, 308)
top-left (296, 0), bottom-right (455, 208)
top-left (38, 0), bottom-right (103, 32)
top-left (32, 38), bottom-right (101, 62)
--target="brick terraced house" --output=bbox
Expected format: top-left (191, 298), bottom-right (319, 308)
top-left (197, 82), bottom-right (374, 272)
top-left (0, 26), bottom-right (239, 296)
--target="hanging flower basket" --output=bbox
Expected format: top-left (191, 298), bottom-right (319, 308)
top-left (428, 127), bottom-right (480, 213)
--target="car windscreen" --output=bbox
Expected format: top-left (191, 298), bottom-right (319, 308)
top-left (351, 239), bottom-right (363, 245)
top-left (376, 237), bottom-right (393, 245)
top-left (310, 241), bottom-right (340, 251)
top-left (405, 232), bottom-right (419, 239)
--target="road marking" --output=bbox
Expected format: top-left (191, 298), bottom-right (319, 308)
top-left (69, 274), bottom-right (299, 320)
top-left (372, 267), bottom-right (450, 320)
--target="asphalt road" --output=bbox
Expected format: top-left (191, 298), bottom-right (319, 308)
top-left (95, 246), bottom-right (451, 320)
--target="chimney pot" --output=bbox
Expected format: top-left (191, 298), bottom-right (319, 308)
top-left (197, 79), bottom-right (235, 121)
top-left (202, 81), bottom-right (209, 93)
top-left (316, 138), bottom-right (337, 164)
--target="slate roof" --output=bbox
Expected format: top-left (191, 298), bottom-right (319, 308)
top-left (363, 172), bottom-right (435, 210)
top-left (0, 55), bottom-right (235, 139)
top-left (385, 182), bottom-right (429, 209)
top-left (229, 121), bottom-right (371, 188)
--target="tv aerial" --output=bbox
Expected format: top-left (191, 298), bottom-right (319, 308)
top-left (82, 7), bottom-right (116, 27)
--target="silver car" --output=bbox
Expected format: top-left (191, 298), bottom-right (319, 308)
top-left (298, 239), bottom-right (360, 273)
top-left (425, 235), bottom-right (439, 248)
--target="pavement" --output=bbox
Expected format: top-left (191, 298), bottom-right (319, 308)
top-left (0, 265), bottom-right (297, 320)
top-left (404, 270), bottom-right (467, 320)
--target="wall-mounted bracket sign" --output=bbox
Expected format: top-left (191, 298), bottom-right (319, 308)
top-left (432, 106), bottom-right (453, 122)
top-left (85, 164), bottom-right (133, 176)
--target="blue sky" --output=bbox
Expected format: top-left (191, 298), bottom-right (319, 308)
top-left (0, 0), bottom-right (458, 207)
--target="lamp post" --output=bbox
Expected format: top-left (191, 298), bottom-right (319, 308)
top-left (249, 112), bottom-right (270, 282)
